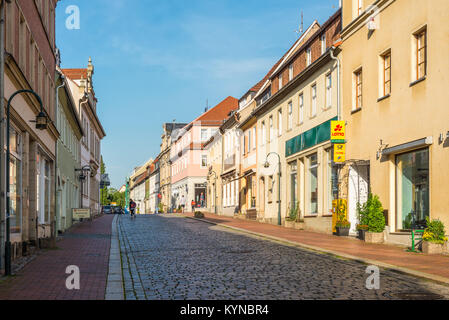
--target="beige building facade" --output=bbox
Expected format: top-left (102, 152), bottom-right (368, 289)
top-left (341, 0), bottom-right (449, 243)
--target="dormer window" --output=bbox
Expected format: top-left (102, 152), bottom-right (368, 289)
top-left (306, 48), bottom-right (312, 66)
top-left (289, 64), bottom-right (294, 81)
top-left (321, 34), bottom-right (327, 54)
top-left (279, 74), bottom-right (283, 90)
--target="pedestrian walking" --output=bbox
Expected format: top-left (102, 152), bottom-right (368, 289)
top-left (191, 200), bottom-right (196, 213)
top-left (180, 195), bottom-right (186, 213)
top-left (200, 192), bottom-right (205, 208)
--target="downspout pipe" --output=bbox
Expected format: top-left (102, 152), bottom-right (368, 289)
top-left (330, 46), bottom-right (341, 121)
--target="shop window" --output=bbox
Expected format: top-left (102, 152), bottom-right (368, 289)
top-left (308, 154), bottom-right (318, 215)
top-left (289, 162), bottom-right (298, 214)
top-left (396, 148), bottom-right (429, 230)
top-left (9, 126), bottom-right (22, 234)
top-left (327, 150), bottom-right (339, 215)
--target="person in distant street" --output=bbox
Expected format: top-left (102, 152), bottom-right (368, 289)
top-left (200, 192), bottom-right (205, 208)
top-left (180, 195), bottom-right (186, 213)
top-left (129, 199), bottom-right (137, 219)
top-left (191, 199), bottom-right (196, 213)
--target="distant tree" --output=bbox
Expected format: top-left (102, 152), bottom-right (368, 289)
top-left (100, 156), bottom-right (108, 206)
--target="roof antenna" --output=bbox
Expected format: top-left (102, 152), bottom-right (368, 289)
top-left (294, 11), bottom-right (304, 39)
top-left (205, 99), bottom-right (209, 113)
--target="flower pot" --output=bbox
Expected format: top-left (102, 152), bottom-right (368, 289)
top-left (357, 229), bottom-right (366, 241)
top-left (365, 231), bottom-right (384, 244)
top-left (284, 220), bottom-right (295, 228)
top-left (422, 241), bottom-right (445, 255)
top-left (336, 227), bottom-right (350, 237)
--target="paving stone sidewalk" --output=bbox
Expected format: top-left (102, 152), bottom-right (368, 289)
top-left (0, 214), bottom-right (114, 300)
top-left (180, 212), bottom-right (449, 284)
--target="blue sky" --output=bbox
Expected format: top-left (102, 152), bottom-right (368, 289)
top-left (56, 0), bottom-right (340, 189)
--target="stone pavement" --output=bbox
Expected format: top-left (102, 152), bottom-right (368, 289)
top-left (0, 214), bottom-right (113, 300)
top-left (180, 212), bottom-right (449, 284)
top-left (118, 214), bottom-right (449, 300)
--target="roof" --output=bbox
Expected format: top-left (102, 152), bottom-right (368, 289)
top-left (61, 68), bottom-right (88, 80)
top-left (194, 96), bottom-right (238, 124)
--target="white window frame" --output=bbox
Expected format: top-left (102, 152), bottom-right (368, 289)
top-left (288, 101), bottom-right (293, 130)
top-left (326, 74), bottom-right (332, 108)
top-left (306, 48), bottom-right (312, 66)
top-left (299, 94), bottom-right (304, 124)
top-left (279, 74), bottom-right (283, 90)
top-left (321, 34), bottom-right (326, 54)
top-left (278, 109), bottom-right (282, 136)
top-left (289, 64), bottom-right (294, 81)
top-left (311, 85), bottom-right (317, 117)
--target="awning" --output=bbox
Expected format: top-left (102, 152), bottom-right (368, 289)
top-left (382, 136), bottom-right (433, 156)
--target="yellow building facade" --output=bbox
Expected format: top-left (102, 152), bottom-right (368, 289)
top-left (341, 0), bottom-right (449, 244)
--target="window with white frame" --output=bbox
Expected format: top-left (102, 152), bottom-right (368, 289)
top-left (311, 84), bottom-right (317, 117)
top-left (299, 93), bottom-right (304, 124)
top-left (278, 109), bottom-right (282, 136)
top-left (289, 64), bottom-right (294, 81)
top-left (261, 121), bottom-right (266, 145)
top-left (321, 34), bottom-right (326, 54)
top-left (252, 127), bottom-right (256, 150)
top-left (201, 155), bottom-right (208, 168)
top-left (269, 116), bottom-right (274, 142)
top-left (279, 74), bottom-right (283, 90)
top-left (306, 48), bottom-right (312, 66)
top-left (326, 74), bottom-right (332, 108)
top-left (288, 101), bottom-right (293, 130)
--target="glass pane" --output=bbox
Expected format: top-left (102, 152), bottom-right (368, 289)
top-left (309, 154), bottom-right (318, 214)
top-left (10, 157), bottom-right (21, 234)
top-left (396, 149), bottom-right (429, 230)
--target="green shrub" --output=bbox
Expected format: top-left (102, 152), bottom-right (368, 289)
top-left (363, 194), bottom-right (385, 233)
top-left (287, 202), bottom-right (299, 221)
top-left (158, 202), bottom-right (164, 213)
top-left (423, 218), bottom-right (448, 244)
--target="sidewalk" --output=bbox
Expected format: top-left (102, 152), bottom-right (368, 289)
top-left (180, 212), bottom-right (449, 284)
top-left (0, 214), bottom-right (114, 300)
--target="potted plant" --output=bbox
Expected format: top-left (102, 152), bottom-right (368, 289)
top-left (194, 211), bottom-right (205, 219)
top-left (364, 194), bottom-right (386, 244)
top-left (356, 201), bottom-right (369, 240)
top-left (285, 202), bottom-right (299, 228)
top-left (422, 218), bottom-right (448, 254)
top-left (335, 218), bottom-right (351, 237)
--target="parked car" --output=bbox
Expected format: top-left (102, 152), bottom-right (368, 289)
top-left (102, 205), bottom-right (113, 214)
top-left (113, 206), bottom-right (123, 214)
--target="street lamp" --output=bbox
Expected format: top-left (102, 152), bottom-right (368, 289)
top-left (208, 169), bottom-right (218, 214)
top-left (264, 152), bottom-right (282, 226)
top-left (5, 89), bottom-right (48, 276)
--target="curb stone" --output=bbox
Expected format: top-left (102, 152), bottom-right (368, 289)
top-left (105, 215), bottom-right (124, 300)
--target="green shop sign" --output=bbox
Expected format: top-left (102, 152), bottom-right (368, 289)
top-left (285, 117), bottom-right (337, 157)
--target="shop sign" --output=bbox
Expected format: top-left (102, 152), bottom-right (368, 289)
top-left (331, 121), bottom-right (346, 143)
top-left (333, 143), bottom-right (346, 163)
top-left (73, 208), bottom-right (91, 220)
top-left (332, 199), bottom-right (348, 233)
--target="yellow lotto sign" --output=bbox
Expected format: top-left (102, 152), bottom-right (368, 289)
top-left (331, 121), bottom-right (346, 142)
top-left (334, 143), bottom-right (346, 163)
top-left (332, 199), bottom-right (348, 233)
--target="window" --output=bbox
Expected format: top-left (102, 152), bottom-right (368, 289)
top-left (311, 85), bottom-right (317, 117)
top-left (415, 29), bottom-right (427, 80)
top-left (252, 127), bottom-right (256, 150)
top-left (288, 102), bottom-right (293, 130)
top-left (306, 48), bottom-right (312, 66)
top-left (278, 109), bottom-right (282, 136)
top-left (308, 154), bottom-right (318, 215)
top-left (357, 0), bottom-right (363, 16)
top-left (327, 150), bottom-right (339, 215)
top-left (382, 51), bottom-right (391, 96)
top-left (247, 130), bottom-right (251, 154)
top-left (261, 121), bottom-right (266, 145)
top-left (201, 155), bottom-right (208, 168)
top-left (396, 148), bottom-right (429, 231)
top-left (201, 128), bottom-right (208, 142)
top-left (269, 116), bottom-right (274, 142)
top-left (9, 126), bottom-right (22, 234)
top-left (290, 162), bottom-right (298, 215)
top-left (299, 94), bottom-right (304, 124)
top-left (326, 74), bottom-right (332, 108)
top-left (321, 34), bottom-right (327, 54)
top-left (354, 69), bottom-right (363, 109)
top-left (268, 176), bottom-right (273, 203)
top-left (279, 74), bottom-right (283, 90)
top-left (289, 64), bottom-right (294, 81)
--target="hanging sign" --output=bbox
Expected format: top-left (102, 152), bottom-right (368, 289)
top-left (331, 121), bottom-right (346, 143)
top-left (333, 143), bottom-right (346, 163)
top-left (73, 208), bottom-right (91, 220)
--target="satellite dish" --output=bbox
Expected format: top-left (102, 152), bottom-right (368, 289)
top-left (367, 17), bottom-right (377, 31)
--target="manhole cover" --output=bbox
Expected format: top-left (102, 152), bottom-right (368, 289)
top-left (386, 292), bottom-right (445, 300)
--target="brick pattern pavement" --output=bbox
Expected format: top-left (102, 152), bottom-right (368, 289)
top-left (0, 215), bottom-right (114, 300)
top-left (180, 212), bottom-right (449, 282)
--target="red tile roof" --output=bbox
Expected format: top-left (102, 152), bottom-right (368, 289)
top-left (193, 96), bottom-right (238, 125)
top-left (61, 68), bottom-right (88, 80)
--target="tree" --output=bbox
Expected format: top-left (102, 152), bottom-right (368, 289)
top-left (100, 156), bottom-right (108, 206)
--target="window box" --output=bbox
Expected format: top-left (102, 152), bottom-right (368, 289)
top-left (377, 94), bottom-right (390, 102)
top-left (409, 76), bottom-right (426, 87)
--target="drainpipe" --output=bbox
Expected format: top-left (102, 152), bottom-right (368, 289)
top-left (0, 0), bottom-right (7, 271)
top-left (330, 46), bottom-right (341, 121)
top-left (54, 74), bottom-right (65, 237)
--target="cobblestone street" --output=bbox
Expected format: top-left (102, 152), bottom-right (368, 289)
top-left (117, 214), bottom-right (449, 300)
